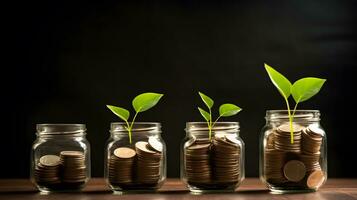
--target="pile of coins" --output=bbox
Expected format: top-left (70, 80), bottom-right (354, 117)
top-left (108, 137), bottom-right (164, 188)
top-left (108, 147), bottom-right (136, 184)
top-left (185, 141), bottom-right (211, 185)
top-left (136, 141), bottom-right (162, 184)
top-left (264, 123), bottom-right (325, 189)
top-left (184, 133), bottom-right (242, 188)
top-left (34, 155), bottom-right (61, 186)
top-left (274, 124), bottom-right (303, 152)
top-left (60, 151), bottom-right (87, 184)
top-left (212, 134), bottom-right (241, 184)
top-left (33, 151), bottom-right (87, 189)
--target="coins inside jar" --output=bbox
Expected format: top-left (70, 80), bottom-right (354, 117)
top-left (33, 151), bottom-right (87, 189)
top-left (264, 123), bottom-right (325, 189)
top-left (107, 139), bottom-right (164, 188)
top-left (184, 132), bottom-right (242, 188)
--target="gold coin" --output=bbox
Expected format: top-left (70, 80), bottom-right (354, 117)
top-left (39, 155), bottom-right (60, 167)
top-left (283, 160), bottom-right (306, 182)
top-left (307, 170), bottom-right (325, 189)
top-left (113, 147), bottom-right (136, 159)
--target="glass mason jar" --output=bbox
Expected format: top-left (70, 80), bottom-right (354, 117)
top-left (181, 122), bottom-right (245, 193)
top-left (30, 124), bottom-right (91, 192)
top-left (260, 110), bottom-right (327, 193)
top-left (105, 122), bottom-right (166, 192)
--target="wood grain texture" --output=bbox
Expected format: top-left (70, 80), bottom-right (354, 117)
top-left (0, 178), bottom-right (356, 200)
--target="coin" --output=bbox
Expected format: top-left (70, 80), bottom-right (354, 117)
top-left (39, 155), bottom-right (61, 167)
top-left (225, 134), bottom-right (240, 145)
top-left (148, 137), bottom-right (163, 152)
top-left (307, 170), bottom-right (325, 189)
top-left (135, 141), bottom-right (157, 154)
top-left (283, 160), bottom-right (306, 182)
top-left (114, 147), bottom-right (136, 159)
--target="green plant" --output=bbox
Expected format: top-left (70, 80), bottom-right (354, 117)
top-left (197, 92), bottom-right (242, 140)
top-left (264, 63), bottom-right (326, 143)
top-left (107, 92), bottom-right (164, 144)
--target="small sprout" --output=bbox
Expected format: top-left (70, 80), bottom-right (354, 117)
top-left (107, 92), bottom-right (164, 144)
top-left (264, 63), bottom-right (326, 143)
top-left (197, 92), bottom-right (242, 140)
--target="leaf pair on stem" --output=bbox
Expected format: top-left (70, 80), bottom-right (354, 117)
top-left (107, 93), bottom-right (164, 144)
top-left (197, 92), bottom-right (242, 140)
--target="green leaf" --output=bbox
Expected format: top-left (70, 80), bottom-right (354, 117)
top-left (264, 63), bottom-right (292, 99)
top-left (198, 92), bottom-right (214, 109)
top-left (291, 77), bottom-right (326, 103)
top-left (198, 107), bottom-right (210, 122)
top-left (106, 105), bottom-right (130, 122)
top-left (219, 103), bottom-right (242, 117)
top-left (132, 92), bottom-right (164, 112)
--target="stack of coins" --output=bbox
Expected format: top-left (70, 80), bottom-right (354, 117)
top-left (264, 149), bottom-right (287, 183)
top-left (34, 155), bottom-right (61, 186)
top-left (212, 134), bottom-right (241, 183)
top-left (274, 123), bottom-right (303, 153)
top-left (302, 125), bottom-right (323, 154)
top-left (300, 153), bottom-right (321, 172)
top-left (185, 139), bottom-right (212, 184)
top-left (60, 151), bottom-right (87, 184)
top-left (108, 147), bottom-right (136, 185)
top-left (135, 141), bottom-right (162, 184)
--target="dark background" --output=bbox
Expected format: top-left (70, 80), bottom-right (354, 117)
top-left (3, 1), bottom-right (357, 178)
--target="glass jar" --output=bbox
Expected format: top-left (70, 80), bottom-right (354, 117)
top-left (105, 122), bottom-right (166, 192)
top-left (259, 110), bottom-right (327, 193)
top-left (181, 122), bottom-right (245, 193)
top-left (30, 124), bottom-right (91, 192)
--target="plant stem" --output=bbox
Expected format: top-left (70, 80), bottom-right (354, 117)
top-left (212, 115), bottom-right (222, 128)
top-left (284, 98), bottom-right (294, 144)
top-left (208, 108), bottom-right (212, 140)
top-left (128, 109), bottom-right (140, 144)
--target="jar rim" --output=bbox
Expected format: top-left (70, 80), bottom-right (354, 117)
top-left (36, 124), bottom-right (86, 135)
top-left (266, 110), bottom-right (320, 121)
top-left (110, 122), bottom-right (162, 133)
top-left (185, 122), bottom-right (239, 132)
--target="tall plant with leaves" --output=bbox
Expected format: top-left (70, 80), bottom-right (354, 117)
top-left (264, 63), bottom-right (326, 143)
top-left (107, 92), bottom-right (164, 144)
top-left (197, 92), bottom-right (242, 140)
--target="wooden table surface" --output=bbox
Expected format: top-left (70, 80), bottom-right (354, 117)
top-left (0, 178), bottom-right (356, 200)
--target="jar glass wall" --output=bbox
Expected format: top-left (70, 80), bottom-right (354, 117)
top-left (259, 110), bottom-right (327, 193)
top-left (30, 124), bottom-right (91, 192)
top-left (181, 122), bottom-right (245, 193)
top-left (105, 122), bottom-right (166, 192)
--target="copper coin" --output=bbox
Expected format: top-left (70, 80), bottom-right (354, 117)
top-left (283, 160), bottom-right (306, 182)
top-left (307, 170), bottom-right (325, 189)
top-left (113, 147), bottom-right (136, 159)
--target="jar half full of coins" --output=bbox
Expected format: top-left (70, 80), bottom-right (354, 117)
top-left (181, 122), bottom-right (245, 193)
top-left (30, 124), bottom-right (91, 192)
top-left (259, 110), bottom-right (327, 193)
top-left (105, 122), bottom-right (166, 193)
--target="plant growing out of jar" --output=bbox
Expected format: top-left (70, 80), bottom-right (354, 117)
top-left (264, 63), bottom-right (326, 143)
top-left (106, 92), bottom-right (164, 144)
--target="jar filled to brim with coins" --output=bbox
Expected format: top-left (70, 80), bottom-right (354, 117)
top-left (30, 124), bottom-right (91, 192)
top-left (181, 122), bottom-right (245, 193)
top-left (105, 122), bottom-right (166, 192)
top-left (259, 110), bottom-right (327, 193)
